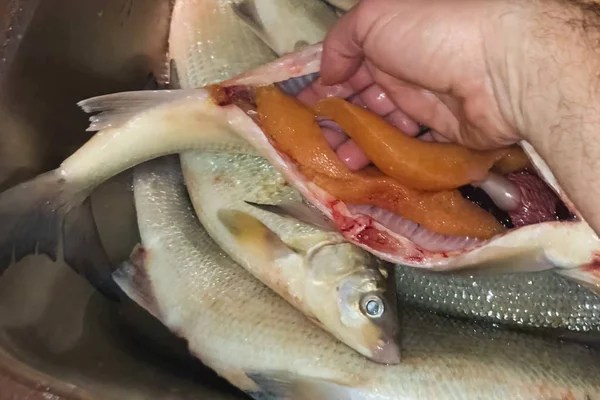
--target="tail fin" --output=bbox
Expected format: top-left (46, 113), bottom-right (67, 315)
top-left (0, 171), bottom-right (120, 299)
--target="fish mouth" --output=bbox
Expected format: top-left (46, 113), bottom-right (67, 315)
top-left (211, 77), bottom-right (579, 262)
top-left (371, 336), bottom-right (401, 365)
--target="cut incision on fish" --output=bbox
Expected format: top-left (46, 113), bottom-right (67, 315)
top-left (207, 82), bottom-right (576, 256)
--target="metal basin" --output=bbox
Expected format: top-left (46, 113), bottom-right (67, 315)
top-left (0, 1), bottom-right (246, 398)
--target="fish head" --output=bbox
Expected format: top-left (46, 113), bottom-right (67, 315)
top-left (305, 240), bottom-right (401, 364)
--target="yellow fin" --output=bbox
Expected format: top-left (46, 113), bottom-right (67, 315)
top-left (217, 209), bottom-right (297, 260)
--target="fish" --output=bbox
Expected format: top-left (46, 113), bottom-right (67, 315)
top-left (395, 264), bottom-right (600, 340)
top-left (72, 43), bottom-right (600, 293)
top-left (168, 0), bottom-right (277, 89)
top-left (115, 155), bottom-right (600, 400)
top-left (229, 0), bottom-right (339, 56)
top-left (1, 43), bottom-right (598, 299)
top-left (168, 0), bottom-right (399, 364)
top-left (180, 151), bottom-right (400, 363)
top-left (0, 83), bottom-right (256, 297)
top-left (0, 0), bottom-right (281, 295)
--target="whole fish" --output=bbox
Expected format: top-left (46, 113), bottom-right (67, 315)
top-left (1, 44), bottom-right (599, 300)
top-left (116, 155), bottom-right (600, 400)
top-left (229, 0), bottom-right (339, 55)
top-left (81, 44), bottom-right (600, 293)
top-left (395, 264), bottom-right (600, 339)
top-left (181, 151), bottom-right (400, 363)
top-left (168, 0), bottom-right (399, 365)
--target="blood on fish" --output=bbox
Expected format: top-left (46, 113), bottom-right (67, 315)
top-left (582, 251), bottom-right (600, 273)
top-left (255, 85), bottom-right (505, 239)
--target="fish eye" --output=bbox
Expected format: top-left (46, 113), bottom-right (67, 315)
top-left (361, 295), bottom-right (384, 318)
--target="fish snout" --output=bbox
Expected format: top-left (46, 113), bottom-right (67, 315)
top-left (370, 335), bottom-right (401, 365)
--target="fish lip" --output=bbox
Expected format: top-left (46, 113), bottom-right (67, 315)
top-left (369, 336), bottom-right (401, 365)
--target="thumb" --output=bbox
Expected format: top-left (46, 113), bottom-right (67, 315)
top-left (320, 2), bottom-right (376, 86)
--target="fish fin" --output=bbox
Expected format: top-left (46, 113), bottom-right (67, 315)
top-left (77, 88), bottom-right (199, 132)
top-left (230, 0), bottom-right (276, 53)
top-left (0, 171), bottom-right (120, 299)
top-left (556, 266), bottom-right (600, 297)
top-left (217, 209), bottom-right (298, 260)
top-left (244, 201), bottom-right (337, 232)
top-left (247, 371), bottom-right (353, 400)
top-left (443, 249), bottom-right (554, 276)
top-left (112, 244), bottom-right (161, 319)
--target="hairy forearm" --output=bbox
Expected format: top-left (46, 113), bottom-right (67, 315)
top-left (487, 0), bottom-right (600, 234)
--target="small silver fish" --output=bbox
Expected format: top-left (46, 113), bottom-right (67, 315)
top-left (181, 151), bottom-right (400, 363)
top-left (116, 156), bottom-right (600, 400)
top-left (169, 0), bottom-right (398, 363)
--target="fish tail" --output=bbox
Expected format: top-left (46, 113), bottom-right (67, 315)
top-left (0, 171), bottom-right (119, 299)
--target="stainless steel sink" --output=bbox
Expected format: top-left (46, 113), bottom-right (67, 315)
top-left (0, 1), bottom-right (246, 398)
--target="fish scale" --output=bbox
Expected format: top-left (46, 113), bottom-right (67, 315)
top-left (395, 264), bottom-right (600, 336)
top-left (169, 0), bottom-right (277, 88)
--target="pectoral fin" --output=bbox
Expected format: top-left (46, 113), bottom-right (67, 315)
top-left (112, 244), bottom-right (162, 319)
top-left (217, 209), bottom-right (298, 261)
top-left (244, 201), bottom-right (337, 232)
top-left (247, 371), bottom-right (353, 400)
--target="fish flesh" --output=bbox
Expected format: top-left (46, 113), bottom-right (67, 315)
top-left (78, 44), bottom-right (600, 291)
top-left (229, 0), bottom-right (339, 56)
top-left (395, 264), bottom-right (600, 339)
top-left (116, 156), bottom-right (600, 400)
top-left (169, 0), bottom-right (399, 364)
top-left (180, 151), bottom-right (400, 363)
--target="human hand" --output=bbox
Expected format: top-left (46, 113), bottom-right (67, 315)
top-left (298, 0), bottom-right (600, 236)
top-left (298, 0), bottom-right (530, 170)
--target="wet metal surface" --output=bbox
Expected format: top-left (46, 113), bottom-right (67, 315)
top-left (0, 0), bottom-right (249, 398)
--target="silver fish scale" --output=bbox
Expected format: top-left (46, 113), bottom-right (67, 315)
top-left (187, 152), bottom-right (323, 240)
top-left (169, 0), bottom-right (277, 89)
top-left (395, 264), bottom-right (600, 334)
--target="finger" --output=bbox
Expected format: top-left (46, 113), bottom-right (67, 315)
top-left (320, 1), bottom-right (380, 85)
top-left (384, 109), bottom-right (421, 136)
top-left (296, 77), bottom-right (355, 105)
top-left (371, 68), bottom-right (460, 138)
top-left (431, 130), bottom-right (451, 143)
top-left (335, 139), bottom-right (370, 171)
top-left (297, 64), bottom-right (374, 106)
top-left (358, 84), bottom-right (396, 116)
top-left (323, 128), bottom-right (348, 150)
